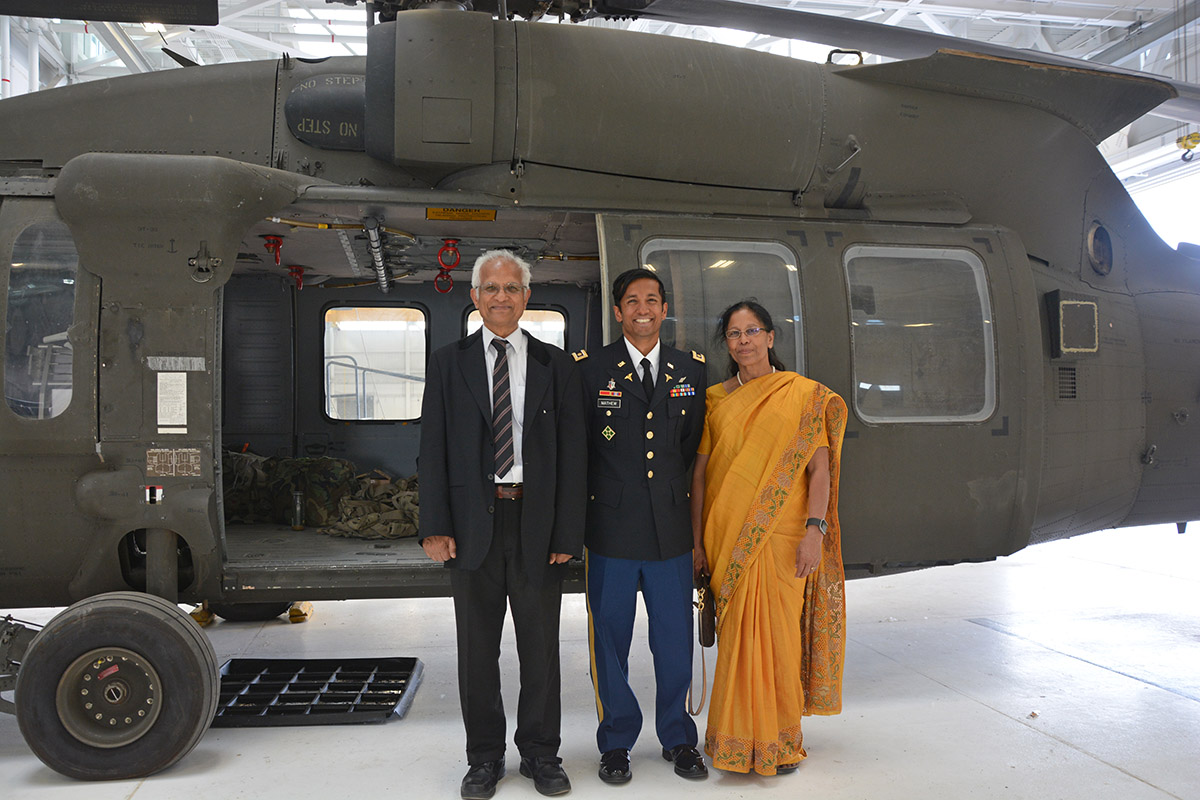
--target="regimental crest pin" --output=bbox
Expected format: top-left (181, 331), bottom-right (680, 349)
top-left (607, 378), bottom-right (616, 391)
top-left (602, 425), bottom-right (616, 441)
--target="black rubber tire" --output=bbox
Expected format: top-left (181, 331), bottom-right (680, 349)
top-left (15, 591), bottom-right (219, 780)
top-left (208, 601), bottom-right (292, 622)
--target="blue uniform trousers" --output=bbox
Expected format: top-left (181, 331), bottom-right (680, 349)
top-left (586, 550), bottom-right (697, 753)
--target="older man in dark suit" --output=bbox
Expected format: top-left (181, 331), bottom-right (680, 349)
top-left (419, 249), bottom-right (586, 800)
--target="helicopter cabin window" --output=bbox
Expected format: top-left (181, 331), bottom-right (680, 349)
top-left (844, 245), bottom-right (995, 423)
top-left (5, 220), bottom-right (79, 420)
top-left (324, 306), bottom-right (427, 421)
top-left (638, 239), bottom-right (803, 372)
top-left (466, 308), bottom-right (567, 350)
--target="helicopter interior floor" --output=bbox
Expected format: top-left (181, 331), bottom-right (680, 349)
top-left (220, 523), bottom-right (428, 570)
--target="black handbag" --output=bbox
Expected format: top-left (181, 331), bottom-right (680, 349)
top-left (696, 572), bottom-right (715, 648)
top-left (689, 572), bottom-right (715, 716)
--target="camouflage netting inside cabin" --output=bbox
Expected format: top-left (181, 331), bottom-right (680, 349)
top-left (222, 451), bottom-right (419, 539)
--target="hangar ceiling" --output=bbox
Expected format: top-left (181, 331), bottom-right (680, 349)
top-left (1, 0), bottom-right (1198, 190)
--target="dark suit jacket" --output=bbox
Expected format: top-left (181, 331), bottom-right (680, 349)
top-left (418, 329), bottom-right (587, 586)
top-left (581, 339), bottom-right (706, 561)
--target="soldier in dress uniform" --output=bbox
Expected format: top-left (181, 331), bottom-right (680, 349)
top-left (575, 268), bottom-right (708, 784)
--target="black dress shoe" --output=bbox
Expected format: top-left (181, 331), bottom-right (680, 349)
top-left (598, 749), bottom-right (632, 784)
top-left (661, 744), bottom-right (708, 779)
top-left (461, 760), bottom-right (505, 800)
top-left (519, 755), bottom-right (572, 796)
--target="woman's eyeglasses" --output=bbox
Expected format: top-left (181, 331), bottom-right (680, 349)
top-left (724, 327), bottom-right (767, 340)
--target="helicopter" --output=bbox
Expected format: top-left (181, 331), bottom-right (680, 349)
top-left (1, 0), bottom-right (1198, 783)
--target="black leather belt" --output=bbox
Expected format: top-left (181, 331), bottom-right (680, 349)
top-left (495, 483), bottom-right (524, 499)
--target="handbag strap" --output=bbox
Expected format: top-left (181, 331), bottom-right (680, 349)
top-left (688, 584), bottom-right (709, 716)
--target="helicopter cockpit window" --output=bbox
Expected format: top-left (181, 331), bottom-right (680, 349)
top-left (844, 245), bottom-right (996, 424)
top-left (5, 220), bottom-right (79, 419)
top-left (466, 308), bottom-right (567, 350)
top-left (638, 239), bottom-right (803, 372)
top-left (323, 306), bottom-right (427, 421)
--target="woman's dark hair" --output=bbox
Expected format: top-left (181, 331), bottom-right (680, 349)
top-left (715, 299), bottom-right (788, 378)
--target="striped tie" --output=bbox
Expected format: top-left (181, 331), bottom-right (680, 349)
top-left (492, 339), bottom-right (514, 477)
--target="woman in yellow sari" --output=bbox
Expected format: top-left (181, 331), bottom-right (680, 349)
top-left (690, 300), bottom-right (847, 776)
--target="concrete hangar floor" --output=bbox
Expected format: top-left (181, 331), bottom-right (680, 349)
top-left (2, 525), bottom-right (1198, 800)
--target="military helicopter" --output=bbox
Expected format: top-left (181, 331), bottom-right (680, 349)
top-left (1, 0), bottom-right (1198, 782)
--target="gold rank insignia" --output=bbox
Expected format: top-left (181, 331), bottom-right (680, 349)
top-left (572, 349), bottom-right (589, 362)
top-left (692, 350), bottom-right (706, 363)
top-left (602, 425), bottom-right (616, 441)
top-left (617, 360), bottom-right (627, 368)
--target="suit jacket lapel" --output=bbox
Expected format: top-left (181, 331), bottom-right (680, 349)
top-left (457, 331), bottom-right (492, 424)
top-left (523, 331), bottom-right (551, 442)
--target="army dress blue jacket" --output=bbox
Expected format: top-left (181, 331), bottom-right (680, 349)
top-left (579, 339), bottom-right (707, 561)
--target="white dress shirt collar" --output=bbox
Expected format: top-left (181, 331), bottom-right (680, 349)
top-left (482, 325), bottom-right (527, 359)
top-left (623, 337), bottom-right (661, 384)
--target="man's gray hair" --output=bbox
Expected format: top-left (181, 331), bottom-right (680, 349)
top-left (472, 249), bottom-right (533, 289)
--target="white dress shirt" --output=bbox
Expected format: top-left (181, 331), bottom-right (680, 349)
top-left (481, 326), bottom-right (526, 483)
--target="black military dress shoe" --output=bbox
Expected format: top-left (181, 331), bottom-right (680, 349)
top-left (519, 755), bottom-right (572, 796)
top-left (598, 748), bottom-right (632, 784)
top-left (460, 760), bottom-right (505, 800)
top-left (661, 744), bottom-right (708, 779)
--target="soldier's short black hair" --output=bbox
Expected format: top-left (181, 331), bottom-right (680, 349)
top-left (612, 268), bottom-right (667, 305)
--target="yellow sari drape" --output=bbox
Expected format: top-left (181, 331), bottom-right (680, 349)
top-left (699, 372), bottom-right (847, 774)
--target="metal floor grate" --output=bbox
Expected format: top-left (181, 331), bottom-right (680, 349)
top-left (212, 657), bottom-right (423, 727)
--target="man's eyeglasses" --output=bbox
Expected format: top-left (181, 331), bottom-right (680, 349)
top-left (725, 326), bottom-right (767, 340)
top-left (478, 283), bottom-right (528, 296)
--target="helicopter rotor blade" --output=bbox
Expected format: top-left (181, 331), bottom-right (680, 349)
top-left (2, 1), bottom-right (219, 25)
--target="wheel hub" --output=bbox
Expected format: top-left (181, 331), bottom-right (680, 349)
top-left (55, 647), bottom-right (163, 748)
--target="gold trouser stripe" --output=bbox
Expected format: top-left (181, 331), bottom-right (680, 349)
top-left (584, 549), bottom-right (604, 722)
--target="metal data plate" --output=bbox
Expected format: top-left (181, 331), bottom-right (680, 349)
top-left (212, 657), bottom-right (423, 727)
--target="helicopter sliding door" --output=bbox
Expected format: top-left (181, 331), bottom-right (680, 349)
top-left (599, 215), bottom-right (1042, 575)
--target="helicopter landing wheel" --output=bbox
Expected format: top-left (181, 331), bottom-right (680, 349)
top-left (15, 591), bottom-right (218, 780)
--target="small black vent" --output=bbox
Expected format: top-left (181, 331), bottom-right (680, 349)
top-left (1058, 366), bottom-right (1077, 399)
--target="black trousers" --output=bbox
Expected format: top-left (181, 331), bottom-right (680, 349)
top-left (450, 497), bottom-right (564, 765)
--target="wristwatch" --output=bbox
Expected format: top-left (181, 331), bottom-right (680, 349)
top-left (805, 517), bottom-right (828, 535)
